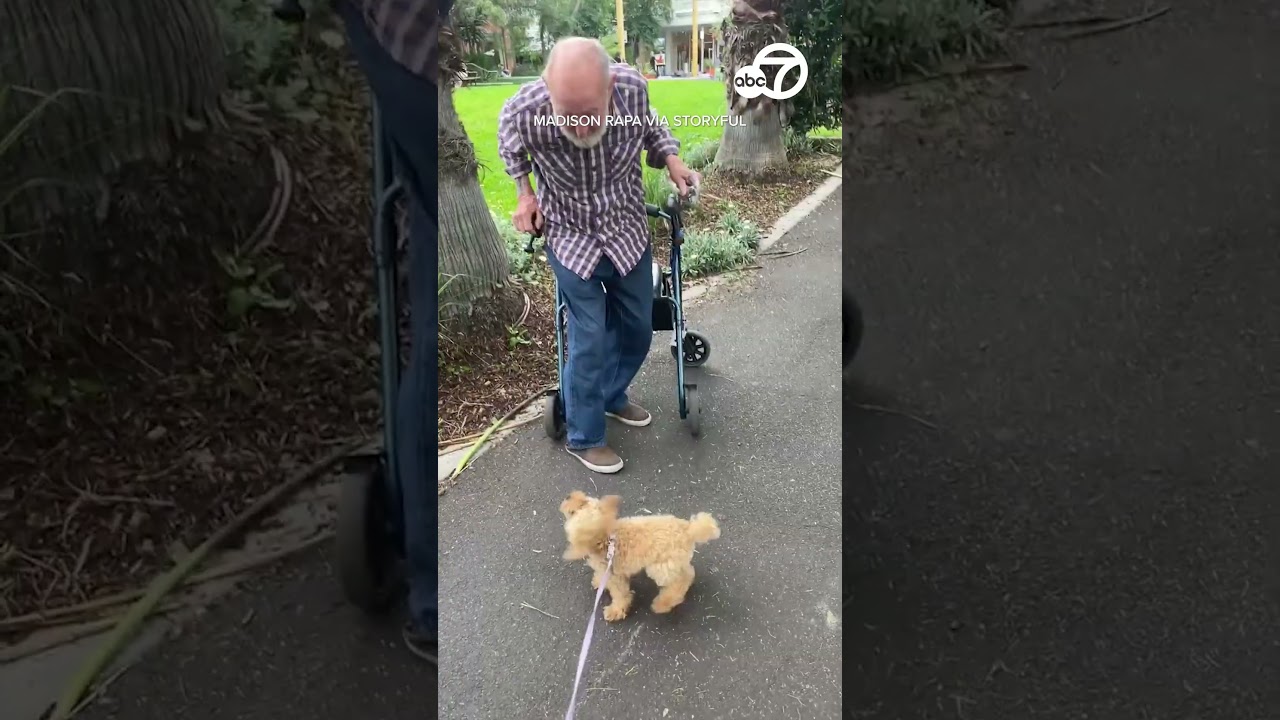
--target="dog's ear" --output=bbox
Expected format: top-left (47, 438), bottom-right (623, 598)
top-left (599, 494), bottom-right (621, 518)
top-left (560, 490), bottom-right (589, 516)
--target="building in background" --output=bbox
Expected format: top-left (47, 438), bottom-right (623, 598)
top-left (659, 0), bottom-right (727, 77)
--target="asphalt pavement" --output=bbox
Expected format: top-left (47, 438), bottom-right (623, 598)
top-left (846, 1), bottom-right (1279, 718)
top-left (73, 550), bottom-right (431, 720)
top-left (437, 196), bottom-right (843, 719)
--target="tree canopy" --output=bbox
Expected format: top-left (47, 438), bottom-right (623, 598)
top-left (453, 0), bottom-right (671, 59)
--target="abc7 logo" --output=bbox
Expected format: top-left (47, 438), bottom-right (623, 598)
top-left (732, 43), bottom-right (808, 101)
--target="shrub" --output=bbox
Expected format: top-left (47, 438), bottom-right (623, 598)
top-left (643, 166), bottom-right (672, 206)
top-left (491, 211), bottom-right (540, 282)
top-left (465, 52), bottom-right (499, 71)
top-left (680, 203), bottom-right (760, 278)
top-left (784, 128), bottom-right (814, 158)
top-left (683, 138), bottom-right (720, 171)
top-left (784, 0), bottom-right (843, 136)
top-left (681, 228), bottom-right (754, 278)
top-left (847, 0), bottom-right (1002, 85)
top-left (715, 206), bottom-right (761, 250)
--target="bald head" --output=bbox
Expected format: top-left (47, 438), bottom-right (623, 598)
top-left (544, 37), bottom-right (611, 90)
top-left (543, 37), bottom-right (614, 146)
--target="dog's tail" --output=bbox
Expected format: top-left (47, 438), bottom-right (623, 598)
top-left (687, 513), bottom-right (720, 544)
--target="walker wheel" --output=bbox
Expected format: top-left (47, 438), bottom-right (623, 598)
top-left (335, 465), bottom-right (399, 614)
top-left (684, 384), bottom-right (701, 437)
top-left (543, 391), bottom-right (566, 440)
top-left (671, 331), bottom-right (711, 367)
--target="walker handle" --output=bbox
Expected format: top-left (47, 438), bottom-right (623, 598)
top-left (523, 229), bottom-right (542, 254)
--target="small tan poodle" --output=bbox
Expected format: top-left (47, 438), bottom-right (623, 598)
top-left (559, 491), bottom-right (720, 621)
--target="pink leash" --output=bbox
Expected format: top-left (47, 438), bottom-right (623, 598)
top-left (565, 537), bottom-right (616, 720)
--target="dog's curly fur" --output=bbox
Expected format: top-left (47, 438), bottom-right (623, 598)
top-left (559, 491), bottom-right (720, 622)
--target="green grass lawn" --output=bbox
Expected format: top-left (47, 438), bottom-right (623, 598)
top-left (454, 79), bottom-right (839, 216)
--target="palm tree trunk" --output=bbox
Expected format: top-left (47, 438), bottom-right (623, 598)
top-left (2, 0), bottom-right (225, 225)
top-left (437, 81), bottom-right (508, 315)
top-left (715, 0), bottom-right (789, 175)
top-left (715, 104), bottom-right (787, 173)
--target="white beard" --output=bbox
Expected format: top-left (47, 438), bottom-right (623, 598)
top-left (553, 98), bottom-right (612, 149)
top-left (558, 122), bottom-right (606, 149)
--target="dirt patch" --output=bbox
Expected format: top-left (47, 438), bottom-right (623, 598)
top-left (848, 75), bottom-right (1015, 179)
top-left (0, 98), bottom-right (378, 624)
top-left (437, 277), bottom-right (557, 445)
top-left (692, 154), bottom-right (840, 234)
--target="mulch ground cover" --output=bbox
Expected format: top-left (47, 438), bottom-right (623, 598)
top-left (0, 96), bottom-right (380, 628)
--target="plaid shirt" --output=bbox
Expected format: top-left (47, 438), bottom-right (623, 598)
top-left (356, 0), bottom-right (447, 80)
top-left (497, 65), bottom-right (681, 279)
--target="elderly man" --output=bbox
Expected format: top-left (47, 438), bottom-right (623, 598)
top-left (334, 0), bottom-right (448, 664)
top-left (498, 38), bottom-right (699, 474)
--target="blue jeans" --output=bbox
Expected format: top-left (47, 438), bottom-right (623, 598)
top-left (339, 1), bottom-right (437, 636)
top-left (547, 246), bottom-right (654, 449)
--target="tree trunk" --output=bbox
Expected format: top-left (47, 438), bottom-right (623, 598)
top-left (715, 0), bottom-right (789, 175)
top-left (437, 82), bottom-right (509, 315)
top-left (714, 104), bottom-right (788, 173)
top-left (636, 43), bottom-right (651, 70)
top-left (1, 0), bottom-right (225, 226)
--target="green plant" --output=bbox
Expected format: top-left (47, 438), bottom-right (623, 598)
top-left (782, 0), bottom-right (842, 135)
top-left (683, 138), bottom-right (720, 171)
top-left (643, 167), bottom-right (672, 206)
top-left (214, 250), bottom-right (295, 322)
top-left (677, 201), bottom-right (762, 277)
top-left (716, 206), bottom-right (761, 250)
top-left (436, 272), bottom-right (472, 330)
top-left (681, 228), bottom-right (755, 278)
top-left (490, 211), bottom-right (540, 282)
top-left (466, 52), bottom-right (500, 71)
top-left (213, 0), bottom-right (346, 122)
top-left (506, 324), bottom-right (531, 350)
top-left (438, 272), bottom-right (469, 303)
top-left (783, 128), bottom-right (813, 157)
top-left (213, 0), bottom-right (298, 84)
top-left (847, 0), bottom-right (1002, 85)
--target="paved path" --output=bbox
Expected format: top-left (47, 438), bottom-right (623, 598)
top-left (438, 196), bottom-right (843, 719)
top-left (68, 195), bottom-right (841, 720)
top-left (846, 1), bottom-right (1279, 718)
top-left (75, 552), bottom-right (432, 720)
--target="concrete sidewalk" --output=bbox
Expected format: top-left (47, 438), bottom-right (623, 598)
top-left (438, 195), bottom-right (843, 719)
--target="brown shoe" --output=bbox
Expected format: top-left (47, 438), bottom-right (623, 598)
top-left (606, 402), bottom-right (652, 427)
top-left (567, 446), bottom-right (625, 474)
